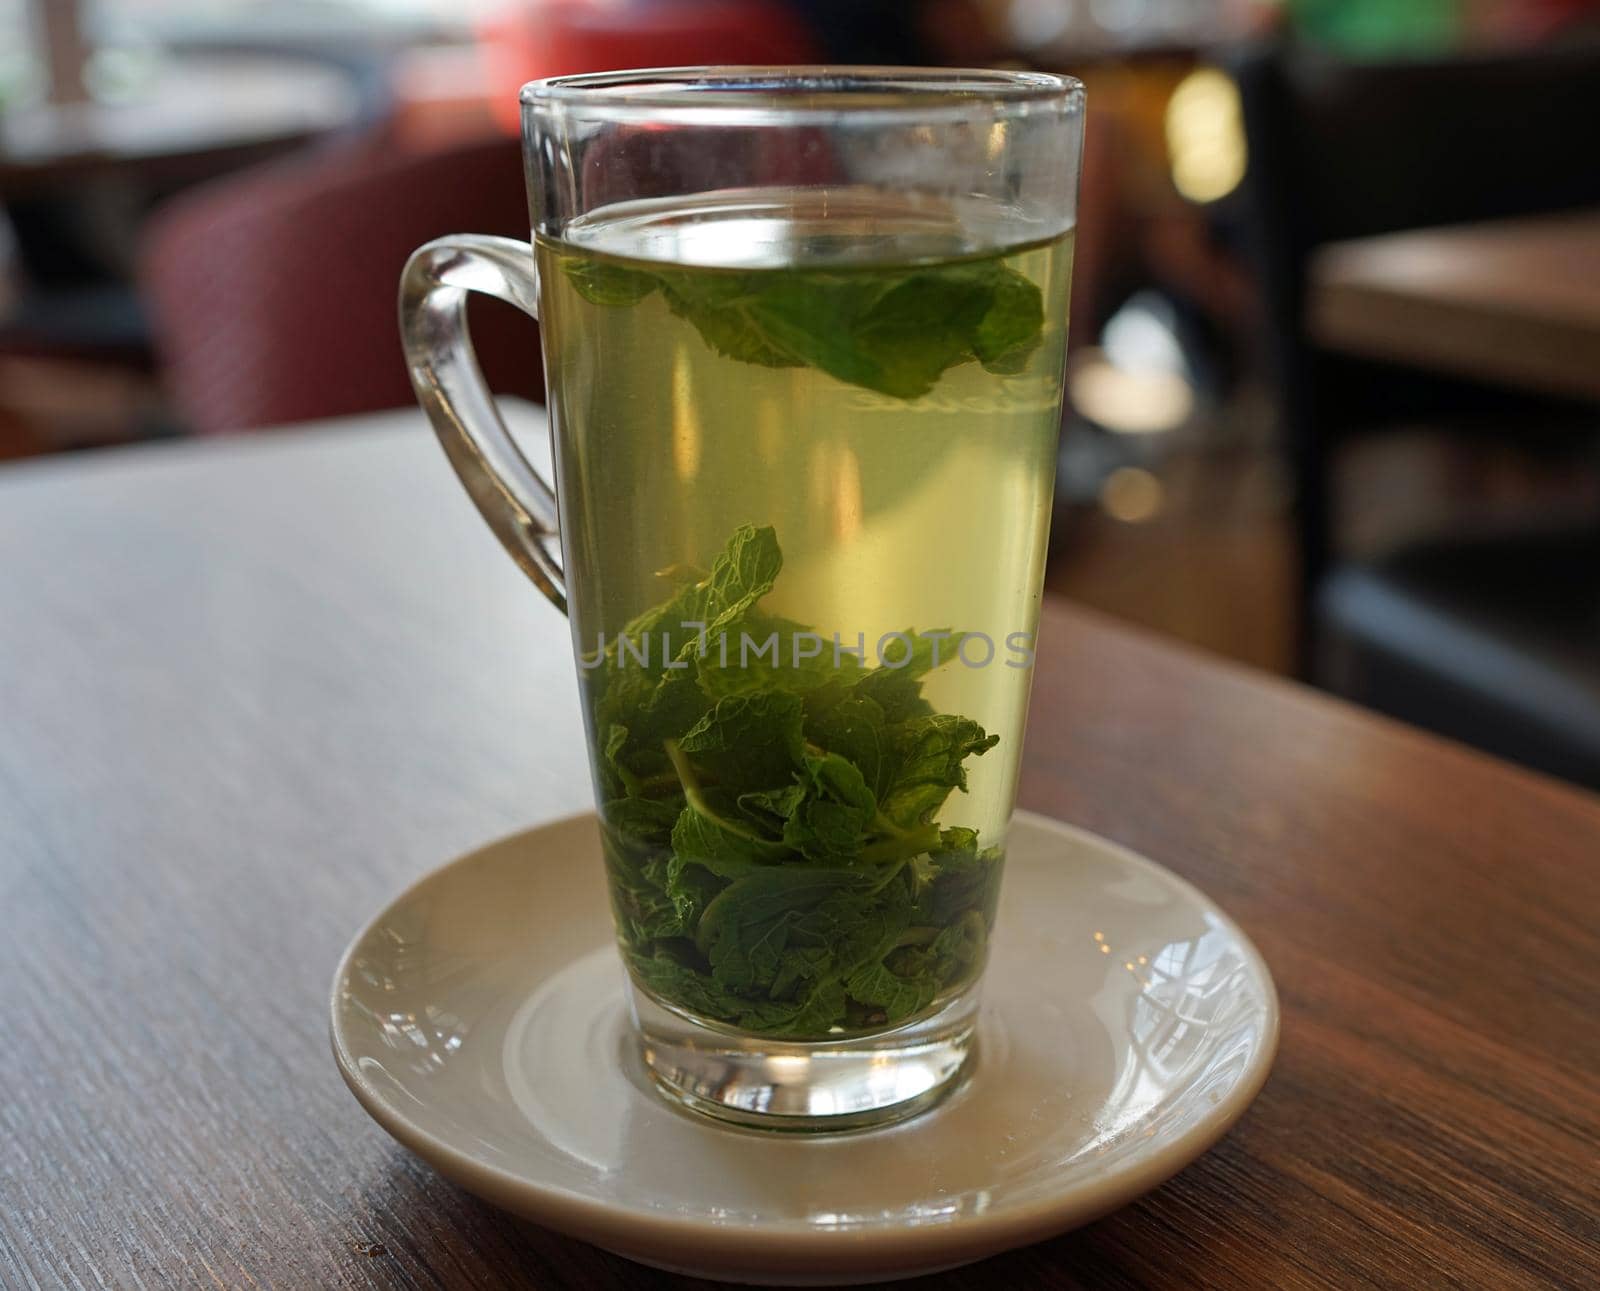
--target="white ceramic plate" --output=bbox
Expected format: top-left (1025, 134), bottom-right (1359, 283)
top-left (331, 811), bottom-right (1278, 1285)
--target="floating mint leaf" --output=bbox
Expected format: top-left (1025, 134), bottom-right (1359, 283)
top-left (974, 264), bottom-right (1047, 373)
top-left (559, 253), bottom-right (1045, 400)
top-left (563, 257), bottom-right (658, 307)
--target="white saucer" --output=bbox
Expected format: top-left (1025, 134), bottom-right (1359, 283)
top-left (331, 811), bottom-right (1278, 1285)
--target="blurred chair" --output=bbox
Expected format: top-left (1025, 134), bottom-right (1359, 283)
top-left (1233, 43), bottom-right (1600, 788)
top-left (139, 131), bottom-right (542, 434)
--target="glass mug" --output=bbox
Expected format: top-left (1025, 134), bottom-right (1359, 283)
top-left (401, 67), bottom-right (1084, 1131)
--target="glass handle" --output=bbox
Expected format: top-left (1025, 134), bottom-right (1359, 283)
top-left (400, 234), bottom-right (566, 615)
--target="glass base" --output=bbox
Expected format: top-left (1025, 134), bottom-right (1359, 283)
top-left (626, 981), bottom-right (980, 1133)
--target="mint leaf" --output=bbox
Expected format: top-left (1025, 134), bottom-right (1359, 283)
top-left (845, 959), bottom-right (939, 1024)
top-left (561, 253), bottom-right (1045, 400)
top-left (694, 863), bottom-right (910, 992)
top-left (562, 256), bottom-right (658, 306)
top-left (736, 781), bottom-right (806, 832)
top-left (590, 523), bottom-right (1008, 1038)
top-left (926, 833), bottom-right (1005, 926)
top-left (831, 267), bottom-right (997, 399)
top-left (783, 752), bottom-right (877, 865)
top-left (670, 797), bottom-right (787, 877)
top-left (697, 611), bottom-right (855, 698)
top-left (678, 690), bottom-right (803, 795)
top-left (695, 865), bottom-right (876, 962)
top-left (974, 264), bottom-right (1047, 373)
top-left (878, 714), bottom-right (999, 829)
top-left (657, 273), bottom-right (803, 370)
top-left (602, 795), bottom-right (679, 851)
top-left (851, 629), bottom-right (957, 724)
top-left (629, 949), bottom-right (796, 1027)
top-left (662, 850), bottom-right (730, 928)
top-left (605, 847), bottom-right (692, 943)
top-left (806, 694), bottom-right (889, 800)
top-left (729, 271), bottom-right (971, 400)
top-left (699, 524), bottom-right (783, 636)
top-left (628, 947), bottom-right (836, 1034)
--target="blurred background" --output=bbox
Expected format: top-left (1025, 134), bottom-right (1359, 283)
top-left (3, 0), bottom-right (1598, 789)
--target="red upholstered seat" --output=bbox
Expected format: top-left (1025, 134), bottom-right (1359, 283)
top-left (139, 132), bottom-right (543, 435)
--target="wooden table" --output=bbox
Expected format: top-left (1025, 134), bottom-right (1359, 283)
top-left (1309, 210), bottom-right (1600, 403)
top-left (2, 410), bottom-right (1597, 1289)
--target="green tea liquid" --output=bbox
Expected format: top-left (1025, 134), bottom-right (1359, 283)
top-left (535, 190), bottom-right (1073, 1037)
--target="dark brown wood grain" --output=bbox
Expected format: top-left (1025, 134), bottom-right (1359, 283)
top-left (2, 412), bottom-right (1597, 1290)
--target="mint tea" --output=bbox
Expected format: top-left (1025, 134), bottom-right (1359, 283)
top-left (536, 191), bottom-right (1074, 1042)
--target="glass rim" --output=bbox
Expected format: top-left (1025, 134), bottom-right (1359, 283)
top-left (520, 65), bottom-right (1084, 123)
